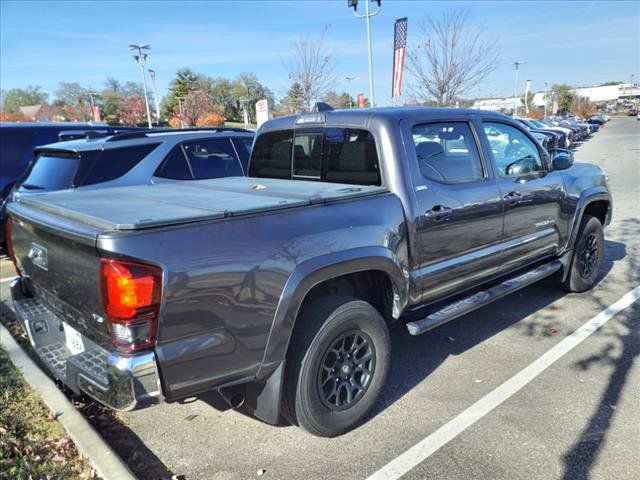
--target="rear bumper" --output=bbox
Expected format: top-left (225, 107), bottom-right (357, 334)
top-left (11, 278), bottom-right (162, 411)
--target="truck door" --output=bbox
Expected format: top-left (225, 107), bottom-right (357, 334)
top-left (479, 120), bottom-right (566, 274)
top-left (407, 120), bottom-right (504, 304)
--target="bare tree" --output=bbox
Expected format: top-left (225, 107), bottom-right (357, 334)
top-left (283, 28), bottom-right (336, 112)
top-left (407, 10), bottom-right (500, 106)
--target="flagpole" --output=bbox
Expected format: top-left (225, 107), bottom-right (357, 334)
top-left (148, 69), bottom-right (161, 125)
top-left (350, 1), bottom-right (382, 107)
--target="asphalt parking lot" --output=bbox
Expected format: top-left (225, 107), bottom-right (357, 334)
top-left (1, 117), bottom-right (638, 480)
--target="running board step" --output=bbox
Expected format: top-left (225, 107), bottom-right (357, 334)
top-left (406, 260), bottom-right (563, 336)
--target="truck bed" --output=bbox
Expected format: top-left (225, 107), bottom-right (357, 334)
top-left (17, 177), bottom-right (387, 231)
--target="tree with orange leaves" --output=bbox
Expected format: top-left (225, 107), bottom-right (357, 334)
top-left (196, 112), bottom-right (225, 127)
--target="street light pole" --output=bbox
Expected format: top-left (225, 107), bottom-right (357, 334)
top-left (148, 69), bottom-right (161, 125)
top-left (349, 1), bottom-right (381, 107)
top-left (544, 82), bottom-right (548, 118)
top-left (345, 76), bottom-right (355, 108)
top-left (129, 43), bottom-right (153, 128)
top-left (512, 61), bottom-right (526, 116)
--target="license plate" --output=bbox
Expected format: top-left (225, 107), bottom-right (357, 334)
top-left (63, 322), bottom-right (85, 355)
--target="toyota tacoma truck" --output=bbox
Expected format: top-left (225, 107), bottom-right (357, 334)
top-left (6, 108), bottom-right (611, 437)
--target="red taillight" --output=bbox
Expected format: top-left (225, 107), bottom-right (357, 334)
top-left (100, 258), bottom-right (162, 352)
top-left (5, 217), bottom-right (21, 277)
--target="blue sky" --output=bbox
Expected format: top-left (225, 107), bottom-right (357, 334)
top-left (1, 0), bottom-right (638, 105)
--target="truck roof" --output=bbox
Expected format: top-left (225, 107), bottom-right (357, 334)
top-left (261, 107), bottom-right (510, 132)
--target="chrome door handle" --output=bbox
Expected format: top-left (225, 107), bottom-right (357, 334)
top-left (425, 205), bottom-right (452, 221)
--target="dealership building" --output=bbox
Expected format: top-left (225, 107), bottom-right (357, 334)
top-left (472, 83), bottom-right (639, 113)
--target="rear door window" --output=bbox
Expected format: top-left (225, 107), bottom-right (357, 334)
top-left (79, 143), bottom-right (160, 186)
top-left (155, 146), bottom-right (193, 180)
top-left (412, 122), bottom-right (484, 183)
top-left (231, 136), bottom-right (253, 173)
top-left (236, 136), bottom-right (254, 154)
top-left (181, 139), bottom-right (243, 179)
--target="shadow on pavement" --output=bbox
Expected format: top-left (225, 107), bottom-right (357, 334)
top-left (370, 237), bottom-right (626, 418)
top-left (562, 302), bottom-right (639, 480)
top-left (560, 219), bottom-right (639, 479)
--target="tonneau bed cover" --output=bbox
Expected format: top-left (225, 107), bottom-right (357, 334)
top-left (13, 177), bottom-right (388, 231)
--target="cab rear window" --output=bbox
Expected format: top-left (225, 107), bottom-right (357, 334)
top-left (249, 128), bottom-right (380, 186)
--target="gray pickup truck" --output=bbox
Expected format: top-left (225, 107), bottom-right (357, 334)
top-left (7, 108), bottom-right (611, 437)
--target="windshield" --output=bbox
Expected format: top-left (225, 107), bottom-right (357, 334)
top-left (20, 154), bottom-right (81, 191)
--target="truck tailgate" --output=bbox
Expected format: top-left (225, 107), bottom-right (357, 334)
top-left (8, 206), bottom-right (110, 349)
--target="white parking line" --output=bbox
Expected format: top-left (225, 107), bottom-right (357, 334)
top-left (0, 276), bottom-right (17, 283)
top-left (367, 286), bottom-right (640, 480)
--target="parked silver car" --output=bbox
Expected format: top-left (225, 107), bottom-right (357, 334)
top-left (9, 128), bottom-right (254, 197)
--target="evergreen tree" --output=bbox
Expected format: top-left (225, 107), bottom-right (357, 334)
top-left (282, 83), bottom-right (305, 113)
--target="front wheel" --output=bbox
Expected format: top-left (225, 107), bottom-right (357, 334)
top-left (283, 295), bottom-right (390, 437)
top-left (561, 215), bottom-right (604, 292)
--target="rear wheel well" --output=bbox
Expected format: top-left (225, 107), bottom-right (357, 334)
top-left (298, 270), bottom-right (396, 325)
top-left (583, 200), bottom-right (608, 226)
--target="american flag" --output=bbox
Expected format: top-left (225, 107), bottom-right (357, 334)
top-left (392, 17), bottom-right (408, 98)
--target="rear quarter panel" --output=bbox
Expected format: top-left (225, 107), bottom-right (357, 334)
top-left (97, 192), bottom-right (409, 400)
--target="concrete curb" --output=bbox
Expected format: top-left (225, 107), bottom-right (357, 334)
top-left (0, 321), bottom-right (137, 480)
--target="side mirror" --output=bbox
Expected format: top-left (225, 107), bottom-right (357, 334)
top-left (551, 148), bottom-right (574, 170)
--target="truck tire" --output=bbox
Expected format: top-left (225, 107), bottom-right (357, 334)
top-left (561, 215), bottom-right (604, 293)
top-left (283, 295), bottom-right (390, 437)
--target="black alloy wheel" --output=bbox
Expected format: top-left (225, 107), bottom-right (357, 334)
top-left (578, 233), bottom-right (599, 279)
top-left (561, 214), bottom-right (604, 293)
top-left (282, 295), bottom-right (390, 437)
top-left (318, 330), bottom-right (375, 410)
